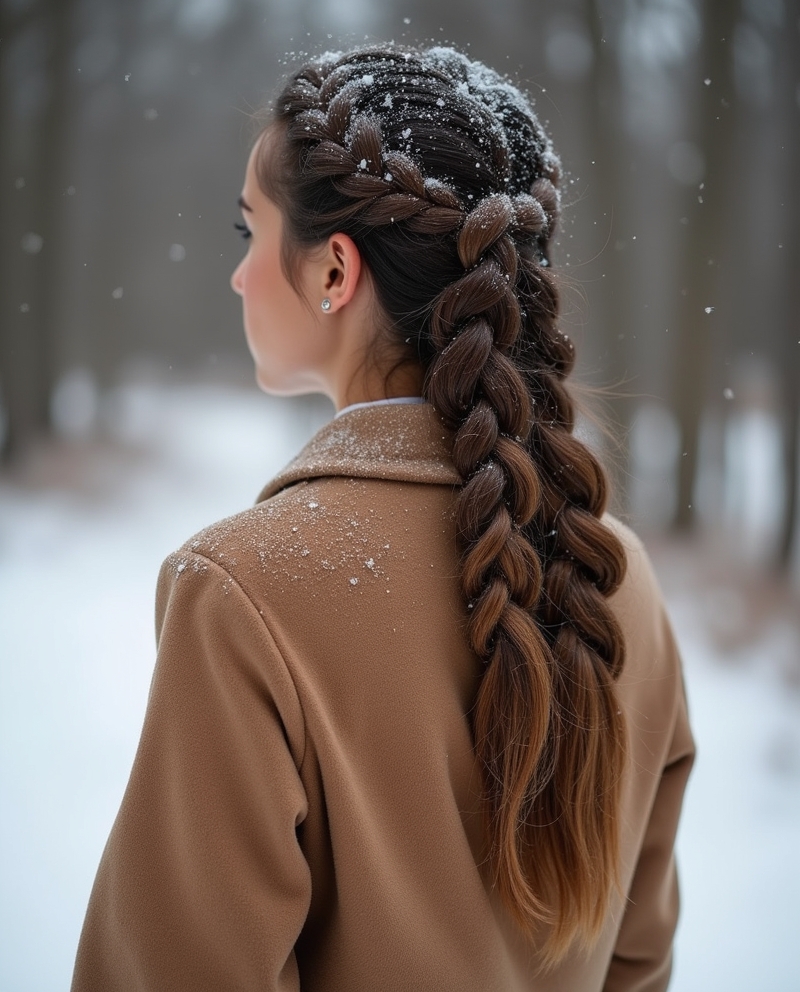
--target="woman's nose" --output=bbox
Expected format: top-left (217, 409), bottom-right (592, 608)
top-left (230, 258), bottom-right (245, 296)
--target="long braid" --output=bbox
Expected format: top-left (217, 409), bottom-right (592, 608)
top-left (259, 46), bottom-right (628, 964)
top-left (515, 183), bottom-right (627, 953)
top-left (424, 192), bottom-right (555, 930)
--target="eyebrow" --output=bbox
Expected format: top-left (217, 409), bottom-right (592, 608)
top-left (238, 195), bottom-right (253, 212)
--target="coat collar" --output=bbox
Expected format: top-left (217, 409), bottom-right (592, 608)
top-left (257, 402), bottom-right (462, 502)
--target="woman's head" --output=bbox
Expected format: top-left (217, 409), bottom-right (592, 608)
top-left (250, 45), bottom-right (562, 382)
top-left (241, 44), bottom-right (628, 968)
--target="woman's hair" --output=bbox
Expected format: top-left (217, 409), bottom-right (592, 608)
top-left (257, 45), bottom-right (627, 965)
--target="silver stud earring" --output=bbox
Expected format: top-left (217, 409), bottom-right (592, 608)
top-left (320, 297), bottom-right (332, 312)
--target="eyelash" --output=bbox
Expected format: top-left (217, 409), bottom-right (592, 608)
top-left (234, 221), bottom-right (251, 240)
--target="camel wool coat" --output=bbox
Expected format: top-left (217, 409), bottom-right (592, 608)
top-left (71, 401), bottom-right (694, 992)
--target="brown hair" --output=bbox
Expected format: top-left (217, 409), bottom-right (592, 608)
top-left (257, 45), bottom-right (627, 965)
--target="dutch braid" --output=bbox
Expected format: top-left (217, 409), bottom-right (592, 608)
top-left (259, 45), bottom-right (627, 965)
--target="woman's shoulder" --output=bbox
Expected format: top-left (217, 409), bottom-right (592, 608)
top-left (164, 477), bottom-right (350, 584)
top-left (602, 514), bottom-right (685, 684)
top-left (602, 512), bottom-right (653, 571)
top-left (165, 402), bottom-right (460, 584)
top-left (161, 469), bottom-right (449, 605)
top-left (602, 514), bottom-right (692, 756)
top-left (602, 513), bottom-right (668, 622)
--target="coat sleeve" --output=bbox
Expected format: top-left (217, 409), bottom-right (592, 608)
top-left (71, 551), bottom-right (311, 992)
top-left (603, 635), bottom-right (696, 992)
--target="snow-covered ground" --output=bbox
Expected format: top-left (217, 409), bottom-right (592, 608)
top-left (1, 380), bottom-right (798, 992)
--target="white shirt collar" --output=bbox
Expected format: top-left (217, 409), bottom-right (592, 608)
top-left (334, 396), bottom-right (426, 419)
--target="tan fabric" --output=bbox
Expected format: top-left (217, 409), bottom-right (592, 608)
top-left (71, 402), bottom-right (694, 992)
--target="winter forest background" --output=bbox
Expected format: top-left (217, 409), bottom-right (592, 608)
top-left (1, 0), bottom-right (799, 990)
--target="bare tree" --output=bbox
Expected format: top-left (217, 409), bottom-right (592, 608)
top-left (0, 0), bottom-right (77, 459)
top-left (671, 0), bottom-right (738, 531)
top-left (582, 0), bottom-right (637, 513)
top-left (775, 10), bottom-right (800, 570)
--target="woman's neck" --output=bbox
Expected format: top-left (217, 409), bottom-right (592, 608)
top-left (333, 357), bottom-right (425, 413)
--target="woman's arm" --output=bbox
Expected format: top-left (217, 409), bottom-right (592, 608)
top-left (71, 552), bottom-right (310, 992)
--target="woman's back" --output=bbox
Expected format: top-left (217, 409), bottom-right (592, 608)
top-left (72, 402), bottom-right (692, 991)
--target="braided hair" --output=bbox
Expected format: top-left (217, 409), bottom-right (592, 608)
top-left (258, 45), bottom-right (627, 965)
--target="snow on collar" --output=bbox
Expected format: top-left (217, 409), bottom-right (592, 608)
top-left (257, 401), bottom-right (461, 503)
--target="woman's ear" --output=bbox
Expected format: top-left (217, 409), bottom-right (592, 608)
top-left (316, 233), bottom-right (363, 313)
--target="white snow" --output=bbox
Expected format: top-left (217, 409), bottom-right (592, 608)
top-left (0, 380), bottom-right (797, 991)
top-left (655, 547), bottom-right (800, 992)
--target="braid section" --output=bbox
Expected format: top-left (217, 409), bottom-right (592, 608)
top-left (425, 186), bottom-right (627, 958)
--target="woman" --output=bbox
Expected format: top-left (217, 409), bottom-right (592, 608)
top-left (72, 45), bottom-right (694, 992)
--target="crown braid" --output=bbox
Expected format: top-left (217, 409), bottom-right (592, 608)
top-left (259, 45), bottom-right (627, 965)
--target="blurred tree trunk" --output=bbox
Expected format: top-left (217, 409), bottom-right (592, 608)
top-left (33, 0), bottom-right (77, 415)
top-left (0, 4), bottom-right (45, 458)
top-left (586, 0), bottom-right (633, 514)
top-left (0, 0), bottom-right (76, 460)
top-left (671, 0), bottom-right (738, 531)
top-left (775, 14), bottom-right (800, 571)
top-left (86, 0), bottom-right (139, 388)
top-left (0, 5), bottom-right (19, 455)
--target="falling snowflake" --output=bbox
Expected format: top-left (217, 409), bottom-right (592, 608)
top-left (21, 233), bottom-right (43, 255)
